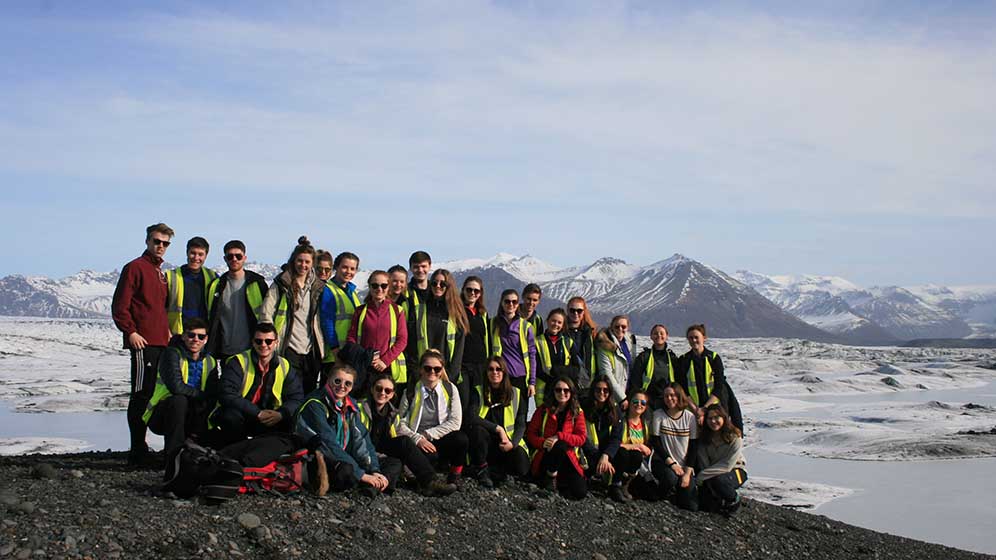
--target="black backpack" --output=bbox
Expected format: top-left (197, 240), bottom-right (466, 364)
top-left (163, 440), bottom-right (243, 505)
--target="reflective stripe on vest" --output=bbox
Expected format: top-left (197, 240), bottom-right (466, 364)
top-left (273, 291), bottom-right (290, 343)
top-left (686, 351), bottom-right (716, 407)
top-left (357, 303), bottom-right (408, 384)
top-left (585, 420), bottom-right (600, 449)
top-left (357, 400), bottom-right (399, 438)
top-left (534, 409), bottom-right (587, 468)
top-left (166, 267), bottom-right (217, 335)
top-left (642, 350), bottom-right (675, 391)
top-left (476, 385), bottom-right (526, 449)
top-left (323, 281), bottom-right (361, 363)
top-left (406, 381), bottom-right (453, 433)
top-left (492, 317), bottom-right (532, 380)
top-left (235, 350), bottom-right (289, 409)
top-left (143, 348), bottom-right (216, 423)
top-left (207, 276), bottom-right (263, 321)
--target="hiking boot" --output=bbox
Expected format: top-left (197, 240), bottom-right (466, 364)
top-left (127, 446), bottom-right (159, 470)
top-left (722, 495), bottom-right (742, 517)
top-left (312, 450), bottom-right (330, 497)
top-left (609, 484), bottom-right (631, 503)
top-left (359, 485), bottom-right (379, 498)
top-left (538, 473), bottom-right (556, 492)
top-left (476, 469), bottom-right (494, 490)
top-left (446, 472), bottom-right (462, 487)
top-left (620, 476), bottom-right (634, 501)
top-left (419, 477), bottom-right (457, 497)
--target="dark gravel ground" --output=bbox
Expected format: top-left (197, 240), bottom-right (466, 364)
top-left (0, 452), bottom-right (991, 560)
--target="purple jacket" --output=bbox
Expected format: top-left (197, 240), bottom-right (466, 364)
top-left (495, 315), bottom-right (537, 385)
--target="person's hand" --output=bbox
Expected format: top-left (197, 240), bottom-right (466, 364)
top-left (542, 436), bottom-right (558, 450)
top-left (596, 454), bottom-right (615, 475)
top-left (416, 437), bottom-right (437, 454)
top-left (695, 407), bottom-right (705, 426)
top-left (361, 473), bottom-right (389, 492)
top-left (496, 427), bottom-right (513, 451)
top-left (258, 410), bottom-right (282, 427)
top-left (620, 399), bottom-right (629, 412)
top-left (638, 444), bottom-right (652, 457)
top-left (528, 385), bottom-right (536, 397)
top-left (680, 468), bottom-right (693, 489)
top-left (371, 357), bottom-right (388, 372)
top-left (127, 332), bottom-right (148, 350)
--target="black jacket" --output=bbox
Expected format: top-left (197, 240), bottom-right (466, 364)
top-left (206, 270), bottom-right (268, 357)
top-left (218, 350), bottom-right (304, 421)
top-left (630, 345), bottom-right (680, 407)
top-left (159, 334), bottom-right (218, 401)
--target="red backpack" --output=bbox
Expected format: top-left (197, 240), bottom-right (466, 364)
top-left (240, 448), bottom-right (313, 495)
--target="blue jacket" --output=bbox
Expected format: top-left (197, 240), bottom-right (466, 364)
top-left (319, 280), bottom-right (358, 350)
top-left (295, 387), bottom-right (381, 480)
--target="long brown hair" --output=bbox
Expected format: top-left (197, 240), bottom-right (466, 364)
top-left (482, 355), bottom-right (513, 407)
top-left (704, 403), bottom-right (742, 445)
top-left (548, 375), bottom-right (581, 417)
top-left (567, 296), bottom-right (598, 331)
top-left (287, 236), bottom-right (317, 299)
top-left (461, 275), bottom-right (488, 316)
top-left (431, 269), bottom-right (470, 334)
top-left (662, 382), bottom-right (690, 412)
top-left (586, 374), bottom-right (618, 424)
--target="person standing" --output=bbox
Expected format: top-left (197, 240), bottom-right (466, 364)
top-left (112, 222), bottom-right (174, 466)
top-left (520, 283), bottom-right (544, 337)
top-left (414, 269), bottom-right (468, 390)
top-left (563, 296), bottom-right (597, 390)
top-left (459, 275), bottom-right (490, 412)
top-left (631, 324), bottom-right (680, 409)
top-left (165, 236), bottom-right (217, 336)
top-left (402, 251), bottom-right (432, 368)
top-left (491, 289), bottom-right (537, 413)
top-left (206, 240), bottom-right (269, 363)
top-left (346, 270), bottom-right (409, 397)
top-left (314, 250), bottom-right (334, 283)
top-left (261, 237), bottom-right (326, 393)
top-left (596, 315), bottom-right (640, 403)
top-left (318, 251), bottom-right (361, 377)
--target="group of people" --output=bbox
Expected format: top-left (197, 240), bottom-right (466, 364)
top-left (112, 224), bottom-right (746, 513)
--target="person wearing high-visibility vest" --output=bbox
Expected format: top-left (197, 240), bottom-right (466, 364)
top-left (678, 324), bottom-right (742, 431)
top-left (520, 283), bottom-right (545, 338)
top-left (696, 403), bottom-right (747, 515)
top-left (205, 240), bottom-right (269, 363)
top-left (580, 375), bottom-right (619, 483)
top-left (459, 275), bottom-right (490, 414)
top-left (314, 250), bottom-right (334, 283)
top-left (318, 251), bottom-right (361, 375)
top-left (346, 271), bottom-right (408, 398)
top-left (535, 308), bottom-right (577, 406)
top-left (401, 251), bottom-right (432, 370)
top-left (165, 236), bottom-right (217, 336)
top-left (649, 382), bottom-right (698, 511)
top-left (397, 349), bottom-right (468, 486)
top-left (294, 364), bottom-right (389, 496)
top-left (260, 237), bottom-right (326, 394)
top-left (629, 324), bottom-right (679, 409)
top-left (464, 356), bottom-right (530, 489)
top-left (603, 389), bottom-right (653, 503)
top-left (491, 289), bottom-right (537, 416)
top-left (213, 323), bottom-right (304, 446)
top-left (143, 317), bottom-right (218, 481)
top-left (415, 269), bottom-right (468, 393)
top-left (525, 376), bottom-right (588, 500)
top-left (357, 374), bottom-right (456, 497)
top-left (596, 315), bottom-right (641, 403)
top-left (563, 296), bottom-right (598, 390)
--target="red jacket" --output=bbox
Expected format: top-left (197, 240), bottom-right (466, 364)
top-left (346, 300), bottom-right (408, 367)
top-left (112, 252), bottom-right (169, 348)
top-left (526, 404), bottom-right (587, 477)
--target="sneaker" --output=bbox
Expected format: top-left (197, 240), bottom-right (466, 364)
top-left (419, 478), bottom-right (457, 497)
top-left (476, 469), bottom-right (494, 490)
top-left (609, 484), bottom-right (631, 503)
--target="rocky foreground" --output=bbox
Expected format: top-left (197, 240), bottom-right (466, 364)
top-left (0, 452), bottom-right (990, 560)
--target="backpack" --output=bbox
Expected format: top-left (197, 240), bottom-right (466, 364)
top-left (240, 448), bottom-right (313, 495)
top-left (163, 441), bottom-right (243, 505)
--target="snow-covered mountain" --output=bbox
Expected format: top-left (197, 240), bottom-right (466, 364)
top-left (541, 257), bottom-right (641, 303)
top-left (842, 286), bottom-right (972, 340)
top-left (439, 253), bottom-right (579, 283)
top-left (905, 285), bottom-right (996, 338)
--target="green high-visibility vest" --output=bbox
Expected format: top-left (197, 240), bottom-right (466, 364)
top-left (399, 288), bottom-right (421, 326)
top-left (357, 399), bottom-right (399, 438)
top-left (323, 280), bottom-right (361, 364)
top-left (476, 385), bottom-right (526, 449)
top-left (406, 381), bottom-right (453, 433)
top-left (533, 408), bottom-right (587, 469)
top-left (166, 267), bottom-right (218, 335)
top-left (491, 317), bottom-right (532, 381)
top-left (233, 350), bottom-right (290, 409)
top-left (272, 290), bottom-right (290, 344)
top-left (536, 333), bottom-right (572, 371)
top-left (641, 350), bottom-right (675, 391)
top-left (686, 351), bottom-right (717, 407)
top-left (357, 303), bottom-right (408, 384)
top-left (142, 348), bottom-right (216, 423)
top-left (206, 275), bottom-right (264, 321)
top-left (415, 306), bottom-right (458, 365)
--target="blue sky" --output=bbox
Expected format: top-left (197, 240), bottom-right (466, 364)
top-left (1, 1), bottom-right (994, 286)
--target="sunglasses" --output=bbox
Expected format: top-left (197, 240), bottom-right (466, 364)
top-left (332, 378), bottom-right (354, 389)
top-left (369, 283), bottom-right (389, 291)
top-left (487, 366), bottom-right (503, 372)
top-left (374, 385), bottom-right (394, 395)
top-left (422, 365), bottom-right (443, 374)
top-left (464, 287), bottom-right (481, 295)
top-left (431, 280), bottom-right (448, 288)
top-left (224, 253), bottom-right (245, 262)
top-left (317, 266), bottom-right (332, 273)
top-left (594, 386), bottom-right (610, 394)
top-left (253, 338), bottom-right (276, 346)
top-left (613, 325), bottom-right (628, 331)
top-left (568, 308), bottom-right (584, 314)
top-left (151, 238), bottom-right (171, 247)
top-left (502, 299), bottom-right (519, 306)
top-left (554, 387), bottom-right (572, 394)
top-left (184, 332), bottom-right (207, 341)
top-left (632, 399), bottom-right (648, 407)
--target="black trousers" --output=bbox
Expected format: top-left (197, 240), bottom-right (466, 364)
top-left (126, 346), bottom-right (164, 453)
top-left (283, 349), bottom-right (320, 394)
top-left (651, 455), bottom-right (698, 510)
top-left (424, 430), bottom-right (469, 470)
top-left (699, 469), bottom-right (746, 511)
top-left (214, 406), bottom-right (293, 447)
top-left (465, 424), bottom-right (530, 478)
top-left (378, 435), bottom-right (436, 486)
top-left (610, 448), bottom-right (644, 480)
top-left (458, 362), bottom-right (484, 415)
top-left (147, 395), bottom-right (211, 460)
top-left (540, 441), bottom-right (587, 500)
top-left (509, 375), bottom-right (532, 422)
